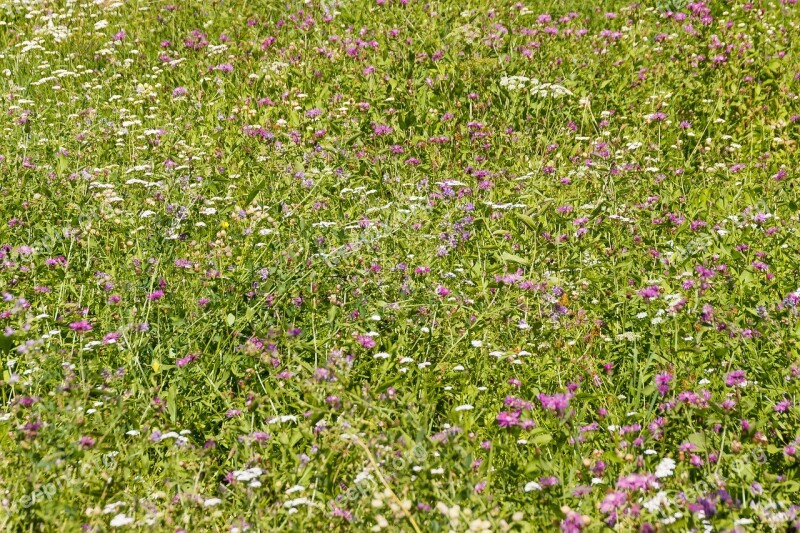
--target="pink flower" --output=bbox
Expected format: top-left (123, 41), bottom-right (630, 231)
top-left (775, 399), bottom-right (793, 413)
top-left (655, 372), bottom-right (673, 395)
top-left (637, 285), bottom-right (661, 301)
top-left (69, 320), bottom-right (92, 333)
top-left (177, 352), bottom-right (199, 368)
top-left (356, 334), bottom-right (376, 349)
top-left (538, 392), bottom-right (573, 418)
top-left (103, 332), bottom-right (121, 345)
top-left (616, 473), bottom-right (658, 491)
top-left (496, 411), bottom-right (520, 428)
top-left (725, 370), bottom-right (746, 387)
top-left (599, 491), bottom-right (627, 513)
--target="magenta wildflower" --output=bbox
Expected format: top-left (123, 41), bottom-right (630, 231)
top-left (637, 285), bottom-right (661, 301)
top-left (616, 473), bottom-right (658, 492)
top-left (775, 398), bottom-right (793, 412)
top-left (539, 476), bottom-right (559, 488)
top-left (103, 331), bottom-right (121, 345)
top-left (599, 491), bottom-right (627, 513)
top-left (371, 123), bottom-right (393, 136)
top-left (69, 320), bottom-right (92, 333)
top-left (356, 334), bottom-right (376, 349)
top-left (560, 507), bottom-right (586, 533)
top-left (538, 391), bottom-right (573, 418)
top-left (655, 372), bottom-right (672, 395)
top-left (177, 352), bottom-right (199, 368)
top-left (496, 411), bottom-right (520, 428)
top-left (725, 370), bottom-right (746, 387)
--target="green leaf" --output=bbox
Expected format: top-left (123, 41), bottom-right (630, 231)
top-left (687, 432), bottom-right (707, 451)
top-left (514, 212), bottom-right (537, 231)
top-left (531, 433), bottom-right (553, 446)
top-left (167, 383), bottom-right (177, 424)
top-left (500, 252), bottom-right (529, 266)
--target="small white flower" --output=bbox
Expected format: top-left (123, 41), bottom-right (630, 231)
top-left (655, 457), bottom-right (676, 478)
top-left (471, 340), bottom-right (483, 347)
top-left (524, 481), bottom-right (541, 492)
top-left (156, 431), bottom-right (187, 444)
top-left (430, 468), bottom-right (445, 475)
top-left (203, 498), bottom-right (222, 507)
top-left (455, 404), bottom-right (473, 412)
top-left (109, 514), bottom-right (134, 527)
top-left (374, 352), bottom-right (390, 359)
top-left (233, 468), bottom-right (264, 482)
top-left (284, 497), bottom-right (310, 508)
top-left (643, 491), bottom-right (670, 512)
top-left (103, 501), bottom-right (126, 514)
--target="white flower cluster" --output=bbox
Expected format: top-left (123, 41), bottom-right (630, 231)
top-left (500, 75), bottom-right (573, 98)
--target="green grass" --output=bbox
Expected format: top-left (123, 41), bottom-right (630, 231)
top-left (0, 0), bottom-right (799, 530)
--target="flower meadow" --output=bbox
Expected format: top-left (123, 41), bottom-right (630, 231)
top-left (1, 0), bottom-right (800, 530)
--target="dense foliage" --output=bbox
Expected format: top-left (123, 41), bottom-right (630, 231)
top-left (0, 0), bottom-right (799, 530)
